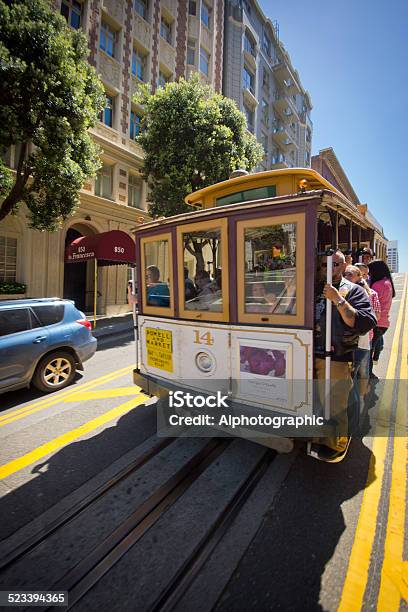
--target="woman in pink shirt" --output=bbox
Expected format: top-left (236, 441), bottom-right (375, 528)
top-left (368, 259), bottom-right (395, 379)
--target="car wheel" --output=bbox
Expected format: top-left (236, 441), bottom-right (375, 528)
top-left (32, 351), bottom-right (76, 393)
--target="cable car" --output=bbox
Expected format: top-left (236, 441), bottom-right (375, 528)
top-left (133, 168), bottom-right (379, 461)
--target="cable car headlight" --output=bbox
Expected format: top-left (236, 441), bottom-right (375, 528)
top-left (298, 178), bottom-right (309, 192)
top-left (195, 351), bottom-right (215, 374)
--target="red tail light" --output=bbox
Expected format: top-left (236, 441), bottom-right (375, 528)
top-left (76, 318), bottom-right (92, 330)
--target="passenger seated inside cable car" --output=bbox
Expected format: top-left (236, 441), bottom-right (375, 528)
top-left (182, 228), bottom-right (223, 312)
top-left (145, 265), bottom-right (170, 307)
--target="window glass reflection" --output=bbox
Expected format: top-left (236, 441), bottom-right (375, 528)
top-left (182, 228), bottom-right (222, 312)
top-left (144, 240), bottom-right (170, 307)
top-left (244, 223), bottom-right (297, 315)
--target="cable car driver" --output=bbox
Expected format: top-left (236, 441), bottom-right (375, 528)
top-left (312, 250), bottom-right (377, 461)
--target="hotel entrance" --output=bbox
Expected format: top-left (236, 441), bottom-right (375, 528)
top-left (63, 228), bottom-right (87, 311)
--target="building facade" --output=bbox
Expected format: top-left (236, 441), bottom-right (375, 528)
top-left (0, 0), bottom-right (225, 314)
top-left (311, 148), bottom-right (388, 260)
top-left (223, 0), bottom-right (313, 171)
top-left (387, 240), bottom-right (399, 273)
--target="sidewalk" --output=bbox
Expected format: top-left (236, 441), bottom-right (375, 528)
top-left (90, 312), bottom-right (135, 340)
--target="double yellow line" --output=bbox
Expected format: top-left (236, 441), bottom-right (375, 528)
top-left (0, 364), bottom-right (150, 479)
top-left (377, 280), bottom-right (408, 608)
top-left (0, 365), bottom-right (133, 428)
top-left (339, 274), bottom-right (408, 610)
top-left (0, 395), bottom-right (147, 480)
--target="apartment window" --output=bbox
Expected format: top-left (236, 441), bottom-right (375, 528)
top-left (244, 33), bottom-right (256, 57)
top-left (100, 21), bottom-right (117, 58)
top-left (132, 48), bottom-right (146, 81)
top-left (243, 0), bottom-right (251, 15)
top-left (128, 175), bottom-right (143, 209)
top-left (243, 66), bottom-right (255, 94)
top-left (187, 39), bottom-right (195, 65)
top-left (100, 94), bottom-right (114, 127)
top-left (0, 236), bottom-right (17, 283)
top-left (95, 164), bottom-right (113, 199)
top-left (243, 105), bottom-right (254, 133)
top-left (261, 133), bottom-right (268, 154)
top-left (272, 151), bottom-right (285, 164)
top-left (160, 15), bottom-right (172, 44)
top-left (262, 32), bottom-right (271, 56)
top-left (130, 111), bottom-right (142, 140)
top-left (134, 0), bottom-right (148, 20)
top-left (200, 47), bottom-right (209, 76)
top-left (61, 0), bottom-right (83, 29)
top-left (262, 68), bottom-right (270, 91)
top-left (158, 70), bottom-right (170, 88)
top-left (261, 99), bottom-right (269, 126)
top-left (201, 2), bottom-right (211, 28)
top-left (188, 0), bottom-right (196, 15)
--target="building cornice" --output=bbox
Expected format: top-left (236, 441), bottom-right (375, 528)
top-left (90, 126), bottom-right (145, 166)
top-left (317, 147), bottom-right (360, 207)
top-left (79, 192), bottom-right (150, 223)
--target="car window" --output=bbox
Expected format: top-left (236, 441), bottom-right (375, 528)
top-left (0, 308), bottom-right (31, 336)
top-left (31, 305), bottom-right (65, 326)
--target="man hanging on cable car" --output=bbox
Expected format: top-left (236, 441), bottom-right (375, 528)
top-left (311, 250), bottom-right (377, 462)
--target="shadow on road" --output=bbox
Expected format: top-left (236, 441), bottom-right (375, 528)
top-left (96, 330), bottom-right (134, 352)
top-left (0, 372), bottom-right (85, 413)
top-left (0, 401), bottom-right (156, 542)
top-left (216, 438), bottom-right (376, 612)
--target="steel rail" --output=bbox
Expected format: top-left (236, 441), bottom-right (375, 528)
top-left (47, 438), bottom-right (231, 611)
top-left (0, 437), bottom-right (175, 572)
top-left (149, 449), bottom-right (275, 612)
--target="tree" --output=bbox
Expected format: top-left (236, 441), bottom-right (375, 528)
top-left (0, 0), bottom-right (105, 230)
top-left (134, 74), bottom-right (264, 218)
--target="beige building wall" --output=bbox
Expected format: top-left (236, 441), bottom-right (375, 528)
top-left (0, 0), bottom-right (224, 314)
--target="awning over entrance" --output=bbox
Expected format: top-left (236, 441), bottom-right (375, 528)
top-left (65, 230), bottom-right (136, 266)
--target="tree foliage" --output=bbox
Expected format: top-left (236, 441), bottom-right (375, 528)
top-left (134, 74), bottom-right (264, 218)
top-left (0, 0), bottom-right (105, 230)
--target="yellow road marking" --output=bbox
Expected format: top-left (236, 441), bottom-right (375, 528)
top-left (0, 366), bottom-right (133, 427)
top-left (0, 395), bottom-right (148, 480)
top-left (338, 274), bottom-right (408, 612)
top-left (65, 387), bottom-right (142, 402)
top-left (377, 278), bottom-right (408, 609)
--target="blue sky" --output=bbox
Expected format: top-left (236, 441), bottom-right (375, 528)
top-left (259, 0), bottom-right (408, 271)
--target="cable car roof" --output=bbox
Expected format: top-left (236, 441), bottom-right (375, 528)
top-left (184, 168), bottom-right (345, 208)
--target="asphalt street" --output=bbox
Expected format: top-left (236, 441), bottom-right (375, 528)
top-left (0, 272), bottom-right (406, 611)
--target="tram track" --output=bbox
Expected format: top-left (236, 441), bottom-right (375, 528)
top-left (1, 436), bottom-right (277, 612)
top-left (0, 437), bottom-right (175, 572)
top-left (47, 438), bottom-right (232, 611)
top-left (148, 448), bottom-right (275, 612)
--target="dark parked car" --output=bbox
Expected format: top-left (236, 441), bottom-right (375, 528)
top-left (0, 298), bottom-right (97, 394)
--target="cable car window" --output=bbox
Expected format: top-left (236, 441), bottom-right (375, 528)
top-left (181, 228), bottom-right (223, 312)
top-left (142, 237), bottom-right (171, 309)
top-left (215, 185), bottom-right (276, 207)
top-left (243, 222), bottom-right (297, 315)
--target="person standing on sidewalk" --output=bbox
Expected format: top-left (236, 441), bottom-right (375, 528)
top-left (368, 259), bottom-right (395, 380)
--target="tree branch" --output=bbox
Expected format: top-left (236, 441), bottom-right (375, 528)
top-left (0, 142), bottom-right (29, 221)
